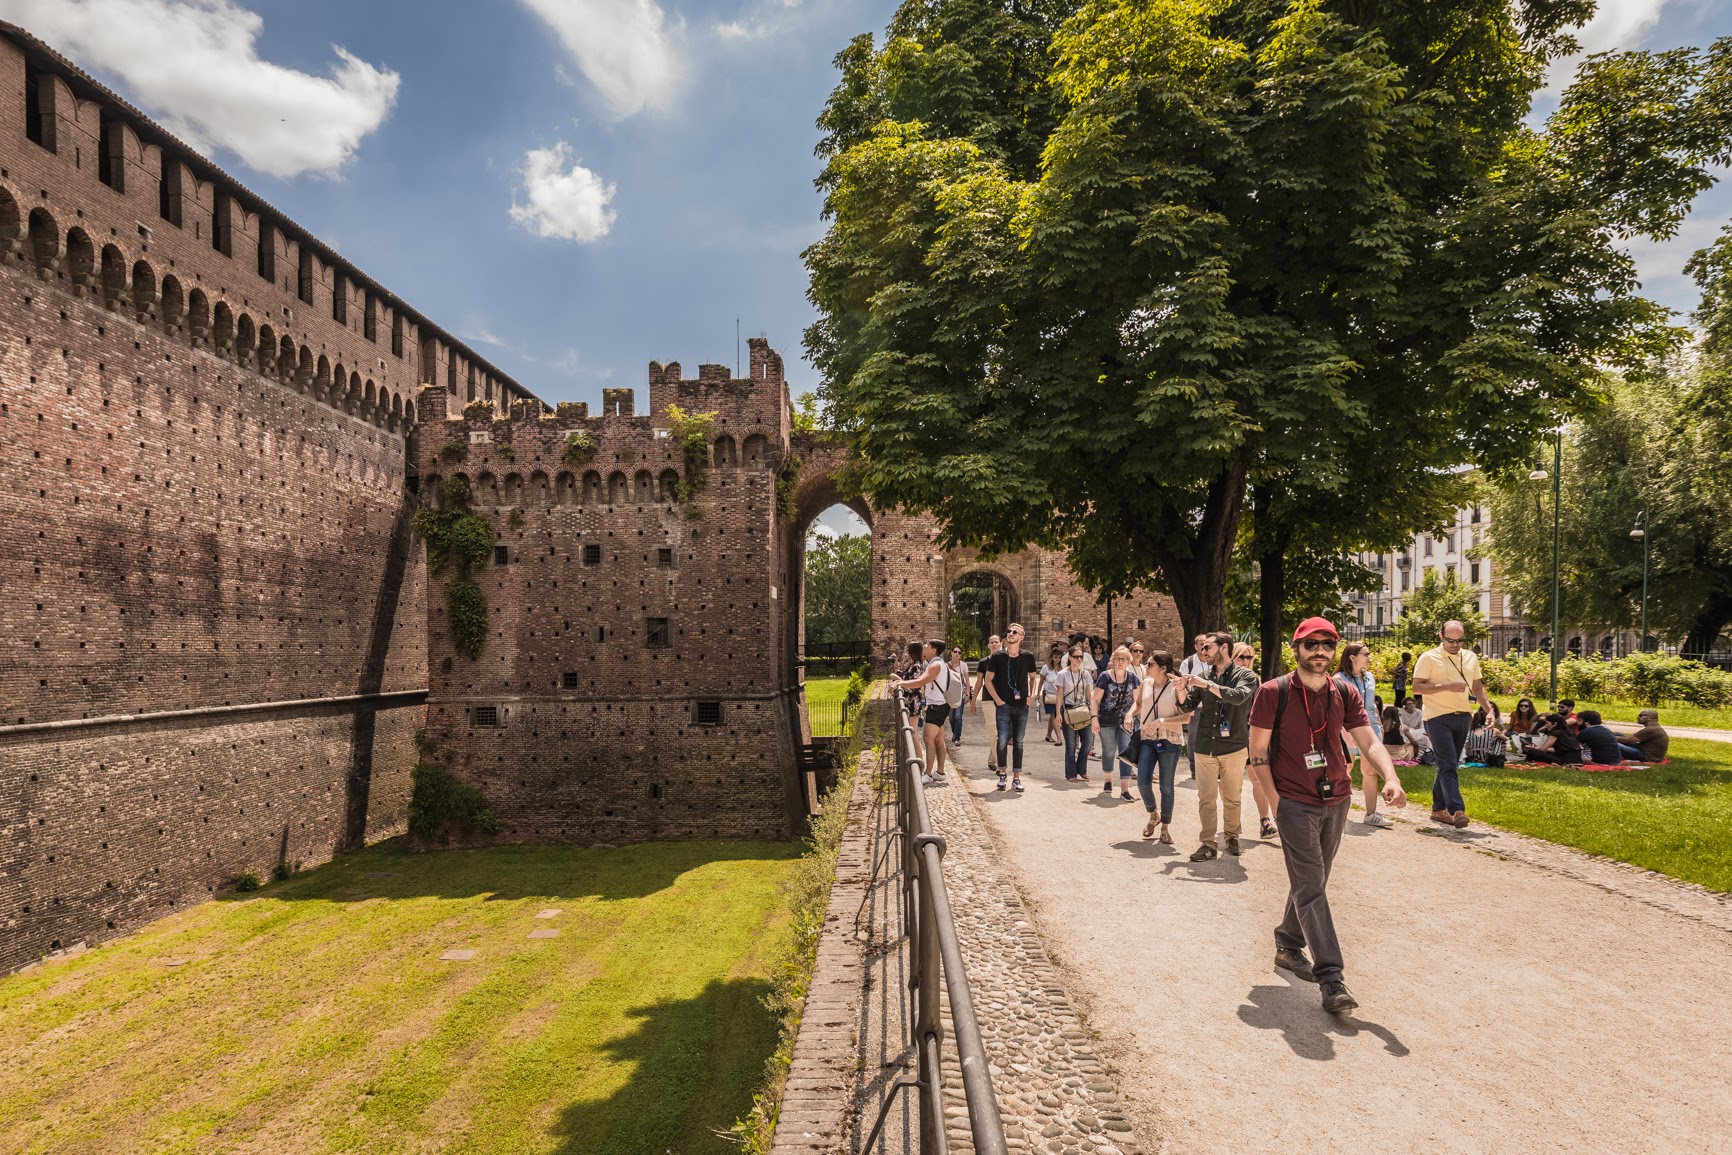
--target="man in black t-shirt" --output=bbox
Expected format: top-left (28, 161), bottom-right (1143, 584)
top-left (982, 623), bottom-right (1039, 791)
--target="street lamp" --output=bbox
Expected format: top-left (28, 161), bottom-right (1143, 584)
top-left (1529, 432), bottom-right (1563, 703)
top-left (1630, 511), bottom-right (1649, 653)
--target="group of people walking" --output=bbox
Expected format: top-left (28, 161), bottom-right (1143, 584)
top-left (890, 616), bottom-right (1536, 1016)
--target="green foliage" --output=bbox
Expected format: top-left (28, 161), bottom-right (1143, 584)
top-left (775, 454), bottom-right (801, 522)
top-left (804, 532), bottom-right (871, 646)
top-left (1478, 650), bottom-right (1732, 709)
top-left (791, 392), bottom-right (822, 434)
top-left (462, 399), bottom-right (494, 421)
top-left (1391, 571), bottom-right (1486, 649)
top-left (495, 443), bottom-right (514, 462)
top-left (946, 613), bottom-right (984, 660)
top-left (665, 404), bottom-right (716, 503)
top-left (841, 665), bottom-right (873, 716)
top-left (411, 476), bottom-right (494, 661)
top-left (272, 860), bottom-right (301, 882)
top-left (507, 508), bottom-right (525, 531)
top-left (805, 0), bottom-right (1732, 647)
top-left (231, 870), bottom-right (261, 893)
top-left (439, 439), bottom-right (467, 464)
top-left (407, 743), bottom-right (500, 844)
top-left (445, 577), bottom-right (488, 662)
top-left (562, 430), bottom-right (597, 468)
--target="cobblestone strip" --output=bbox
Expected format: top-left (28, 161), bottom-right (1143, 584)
top-left (922, 778), bottom-right (1146, 1155)
top-left (1383, 803), bottom-right (1732, 936)
top-left (771, 751), bottom-right (881, 1155)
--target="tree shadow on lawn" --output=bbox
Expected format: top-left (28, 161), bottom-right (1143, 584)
top-left (240, 837), bottom-right (802, 906)
top-left (548, 976), bottom-right (779, 1155)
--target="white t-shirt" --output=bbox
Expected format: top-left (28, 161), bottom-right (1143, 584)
top-left (923, 658), bottom-right (952, 706)
top-left (1179, 653), bottom-right (1209, 678)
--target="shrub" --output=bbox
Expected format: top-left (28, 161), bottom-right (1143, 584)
top-left (563, 430), bottom-right (596, 468)
top-left (407, 758), bottom-right (499, 843)
top-left (231, 870), bottom-right (262, 893)
top-left (439, 440), bottom-right (467, 463)
top-left (411, 476), bottom-right (494, 660)
top-left (272, 860), bottom-right (301, 882)
top-left (445, 577), bottom-right (488, 661)
top-left (665, 405), bottom-right (716, 502)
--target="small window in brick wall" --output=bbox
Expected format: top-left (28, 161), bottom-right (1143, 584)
top-left (494, 545), bottom-right (509, 565)
top-left (657, 547), bottom-right (675, 569)
top-left (1137, 619), bottom-right (1146, 631)
top-left (694, 701), bottom-right (724, 726)
top-left (646, 618), bottom-right (671, 648)
top-left (595, 625), bottom-right (609, 643)
top-left (561, 671), bottom-right (579, 690)
top-left (470, 705), bottom-right (502, 728)
top-left (583, 544), bottom-right (602, 566)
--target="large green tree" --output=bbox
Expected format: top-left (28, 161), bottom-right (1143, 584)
top-left (806, 0), bottom-right (1732, 646)
top-left (803, 532), bottom-right (873, 647)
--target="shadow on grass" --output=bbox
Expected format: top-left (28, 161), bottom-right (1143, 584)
top-left (549, 977), bottom-right (779, 1155)
top-left (235, 837), bottom-right (801, 905)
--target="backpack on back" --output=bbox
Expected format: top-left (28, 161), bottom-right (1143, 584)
top-left (941, 663), bottom-right (965, 708)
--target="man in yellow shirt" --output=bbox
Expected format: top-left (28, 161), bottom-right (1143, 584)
top-left (1410, 620), bottom-right (1493, 829)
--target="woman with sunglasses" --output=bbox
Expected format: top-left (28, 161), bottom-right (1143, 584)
top-left (1335, 642), bottom-right (1391, 829)
top-left (1037, 645), bottom-right (1066, 745)
top-left (1056, 644), bottom-right (1096, 781)
top-left (1132, 649), bottom-right (1186, 843)
top-left (1233, 643), bottom-right (1281, 839)
top-left (1092, 645), bottom-right (1141, 800)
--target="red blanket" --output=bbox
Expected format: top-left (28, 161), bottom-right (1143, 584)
top-left (1502, 759), bottom-right (1670, 773)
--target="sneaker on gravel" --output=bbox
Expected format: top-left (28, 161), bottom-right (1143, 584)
top-left (996, 772), bottom-right (1008, 791)
top-left (1364, 811), bottom-right (1396, 828)
top-left (921, 772), bottom-right (933, 784)
top-left (1274, 947), bottom-right (1316, 983)
top-left (1320, 980), bottom-right (1359, 1015)
top-left (1225, 835), bottom-right (1242, 856)
top-left (1260, 818), bottom-right (1278, 839)
top-left (1102, 781), bottom-right (1113, 794)
top-left (1013, 778), bottom-right (1025, 792)
top-left (1120, 789), bottom-right (1134, 801)
top-left (1189, 844), bottom-right (1218, 862)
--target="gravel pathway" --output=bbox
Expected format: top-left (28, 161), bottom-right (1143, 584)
top-left (950, 707), bottom-right (1732, 1154)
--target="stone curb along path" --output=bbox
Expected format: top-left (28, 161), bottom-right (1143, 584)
top-left (920, 773), bottom-right (1147, 1155)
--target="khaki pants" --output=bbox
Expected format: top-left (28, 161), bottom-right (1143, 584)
top-left (1195, 750), bottom-right (1247, 847)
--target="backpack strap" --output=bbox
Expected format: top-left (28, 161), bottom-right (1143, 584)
top-left (1269, 676), bottom-right (1290, 769)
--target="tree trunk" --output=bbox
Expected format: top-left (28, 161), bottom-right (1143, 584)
top-left (1259, 535), bottom-right (1288, 681)
top-left (1681, 586), bottom-right (1732, 661)
top-left (1151, 456), bottom-right (1249, 646)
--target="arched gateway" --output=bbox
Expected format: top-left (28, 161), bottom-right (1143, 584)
top-left (416, 341), bottom-right (1181, 843)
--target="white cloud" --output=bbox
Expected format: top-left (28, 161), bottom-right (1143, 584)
top-left (1546, 0), bottom-right (1674, 90)
top-left (464, 326), bottom-right (507, 347)
top-left (0, 0), bottom-right (398, 178)
top-left (518, 0), bottom-right (680, 119)
top-left (510, 143), bottom-right (617, 242)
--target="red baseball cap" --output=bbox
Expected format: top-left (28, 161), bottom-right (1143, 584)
top-left (1292, 616), bottom-right (1340, 642)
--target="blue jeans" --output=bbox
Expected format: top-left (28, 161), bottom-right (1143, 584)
top-left (950, 704), bottom-right (964, 742)
top-left (995, 702), bottom-right (1029, 771)
top-left (1137, 740), bottom-right (1182, 822)
top-left (1100, 720), bottom-right (1130, 781)
top-left (1062, 722), bottom-right (1094, 778)
top-left (1425, 712), bottom-right (1472, 814)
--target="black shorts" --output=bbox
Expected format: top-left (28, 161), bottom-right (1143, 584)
top-left (924, 703), bottom-right (952, 727)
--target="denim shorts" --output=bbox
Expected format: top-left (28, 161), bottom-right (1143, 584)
top-left (923, 703), bottom-right (952, 727)
top-left (1043, 702), bottom-right (1057, 716)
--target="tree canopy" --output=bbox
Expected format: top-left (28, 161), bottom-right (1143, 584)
top-left (803, 532), bottom-right (873, 647)
top-left (806, 0), bottom-right (1732, 647)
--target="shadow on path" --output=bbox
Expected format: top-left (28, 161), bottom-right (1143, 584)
top-left (1237, 977), bottom-right (1411, 1061)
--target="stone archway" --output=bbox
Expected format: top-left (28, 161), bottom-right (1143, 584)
top-left (947, 568), bottom-right (1021, 659)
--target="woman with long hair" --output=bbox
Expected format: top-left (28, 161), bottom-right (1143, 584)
top-left (1508, 697), bottom-right (1539, 735)
top-left (946, 646), bottom-right (972, 747)
top-left (1037, 644), bottom-right (1066, 745)
top-left (1092, 645), bottom-right (1141, 800)
top-left (1232, 643), bottom-right (1280, 839)
top-left (1335, 642), bottom-right (1392, 829)
top-left (1056, 643), bottom-right (1095, 781)
top-left (1133, 649), bottom-right (1187, 844)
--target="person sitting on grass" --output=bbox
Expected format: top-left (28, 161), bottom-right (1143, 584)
top-left (1576, 709), bottom-right (1627, 764)
top-left (1464, 708), bottom-right (1507, 765)
top-left (1508, 697), bottom-right (1540, 735)
top-left (1525, 713), bottom-right (1583, 765)
top-left (1398, 697), bottom-right (1432, 759)
top-left (1381, 706), bottom-right (1414, 761)
top-left (1627, 709), bottom-right (1670, 763)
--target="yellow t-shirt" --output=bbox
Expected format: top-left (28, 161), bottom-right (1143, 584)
top-left (1413, 646), bottom-right (1481, 720)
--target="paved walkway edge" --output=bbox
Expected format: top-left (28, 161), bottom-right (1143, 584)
top-left (770, 751), bottom-right (880, 1155)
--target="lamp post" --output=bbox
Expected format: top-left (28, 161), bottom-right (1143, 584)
top-left (1529, 430), bottom-right (1563, 703)
top-left (1630, 511), bottom-right (1649, 653)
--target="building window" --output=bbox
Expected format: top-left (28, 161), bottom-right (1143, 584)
top-left (583, 544), bottom-right (602, 566)
top-left (1401, 570), bottom-right (1410, 592)
top-left (594, 625), bottom-right (609, 643)
top-left (656, 547), bottom-right (674, 569)
top-left (694, 701), bottom-right (723, 726)
top-left (493, 545), bottom-right (509, 566)
top-left (469, 705), bottom-right (501, 728)
top-left (561, 671), bottom-right (578, 689)
top-left (1446, 532), bottom-right (1456, 555)
top-left (1471, 505), bottom-right (1482, 524)
top-left (1424, 536), bottom-right (1433, 557)
top-left (391, 313), bottom-right (405, 358)
top-left (646, 617), bottom-right (671, 648)
top-left (1447, 564), bottom-right (1456, 580)
top-left (1136, 619), bottom-right (1146, 631)
top-left (99, 112), bottom-right (124, 191)
top-left (1470, 562), bottom-right (1481, 584)
top-left (24, 64), bottom-right (55, 152)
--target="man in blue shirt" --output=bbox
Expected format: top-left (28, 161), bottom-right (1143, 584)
top-left (1576, 710), bottom-right (1627, 764)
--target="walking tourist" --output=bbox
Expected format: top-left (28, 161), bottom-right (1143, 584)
top-left (1092, 645), bottom-right (1142, 800)
top-left (1391, 651), bottom-right (1411, 708)
top-left (1627, 709), bottom-right (1670, 762)
top-left (1180, 634), bottom-right (1210, 780)
top-left (899, 642), bottom-right (925, 724)
top-left (1182, 632), bottom-right (1259, 860)
top-left (982, 623), bottom-right (1038, 792)
top-left (975, 634), bottom-right (1001, 773)
top-left (1334, 643), bottom-right (1393, 829)
top-left (1133, 649), bottom-right (1187, 844)
top-left (1248, 616), bottom-right (1406, 1015)
top-left (947, 646), bottom-right (971, 746)
top-left (889, 639), bottom-right (956, 783)
top-left (1056, 644), bottom-right (1096, 781)
top-left (1411, 621), bottom-right (1493, 828)
top-left (1038, 646), bottom-right (1065, 744)
top-left (1235, 643), bottom-right (1280, 839)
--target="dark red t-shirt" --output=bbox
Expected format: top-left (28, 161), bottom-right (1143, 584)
top-left (1248, 673), bottom-right (1369, 806)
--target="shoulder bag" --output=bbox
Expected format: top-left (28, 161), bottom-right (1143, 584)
top-left (1062, 672), bottom-right (1093, 730)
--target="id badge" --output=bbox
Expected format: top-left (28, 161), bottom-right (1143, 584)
top-left (1218, 720), bottom-right (1232, 739)
top-left (1304, 750), bottom-right (1327, 770)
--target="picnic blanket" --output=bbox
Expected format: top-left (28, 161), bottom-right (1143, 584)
top-left (1497, 758), bottom-right (1671, 773)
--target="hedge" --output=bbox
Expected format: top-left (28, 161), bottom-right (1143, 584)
top-left (1366, 645), bottom-right (1732, 707)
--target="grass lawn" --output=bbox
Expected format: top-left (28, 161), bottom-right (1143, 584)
top-left (1487, 694), bottom-right (1732, 732)
top-left (804, 675), bottom-right (851, 737)
top-left (1362, 737), bottom-right (1732, 892)
top-left (0, 839), bottom-right (801, 1155)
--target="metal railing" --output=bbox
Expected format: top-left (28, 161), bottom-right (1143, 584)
top-left (860, 710), bottom-right (1008, 1155)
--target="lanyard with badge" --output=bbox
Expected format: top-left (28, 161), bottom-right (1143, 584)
top-left (1296, 675), bottom-right (1335, 796)
top-left (1209, 670), bottom-right (1233, 739)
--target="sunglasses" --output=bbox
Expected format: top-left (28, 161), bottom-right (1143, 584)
top-left (1299, 639), bottom-right (1338, 652)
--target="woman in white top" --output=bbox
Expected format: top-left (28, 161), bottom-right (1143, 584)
top-left (889, 638), bottom-right (954, 783)
top-left (1132, 649), bottom-right (1188, 843)
top-left (1055, 644), bottom-right (1096, 781)
top-left (946, 646), bottom-right (971, 748)
top-left (1037, 646), bottom-right (1065, 745)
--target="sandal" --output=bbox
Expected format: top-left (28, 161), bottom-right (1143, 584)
top-left (1159, 826), bottom-right (1173, 845)
top-left (1143, 820), bottom-right (1157, 839)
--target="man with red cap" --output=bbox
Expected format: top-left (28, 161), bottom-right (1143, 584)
top-left (1247, 616), bottom-right (1407, 1014)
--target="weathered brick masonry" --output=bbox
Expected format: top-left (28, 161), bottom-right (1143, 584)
top-left (0, 25), bottom-right (524, 973)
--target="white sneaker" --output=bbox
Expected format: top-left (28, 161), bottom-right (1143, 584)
top-left (921, 772), bottom-right (934, 785)
top-left (1364, 811), bottom-right (1395, 828)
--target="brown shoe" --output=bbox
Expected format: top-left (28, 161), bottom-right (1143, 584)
top-left (1452, 812), bottom-right (1471, 829)
top-left (1225, 835), bottom-right (1242, 856)
top-left (1430, 809), bottom-right (1453, 825)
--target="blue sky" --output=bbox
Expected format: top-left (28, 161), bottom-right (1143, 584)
top-left (6, 0), bottom-right (1731, 421)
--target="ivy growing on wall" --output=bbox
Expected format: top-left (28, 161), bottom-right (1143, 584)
top-left (563, 429), bottom-right (597, 468)
top-left (666, 404), bottom-right (717, 503)
top-left (407, 730), bottom-right (499, 844)
top-left (411, 475), bottom-right (494, 660)
top-left (776, 454), bottom-right (801, 523)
